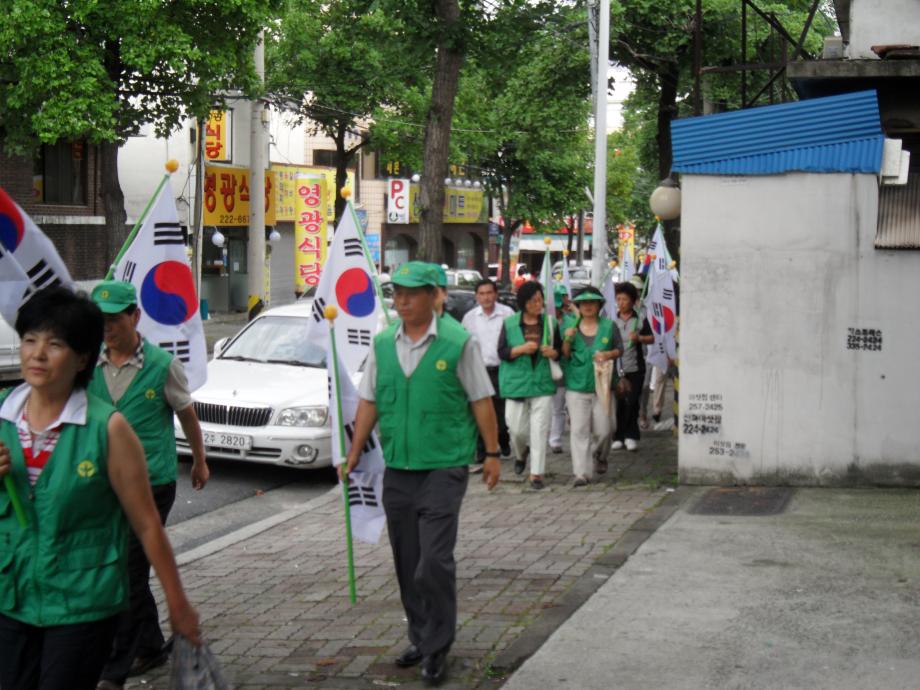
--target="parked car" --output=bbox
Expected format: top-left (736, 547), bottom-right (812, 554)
top-left (445, 269), bottom-right (483, 287)
top-left (175, 301), bottom-right (351, 469)
top-left (0, 318), bottom-right (21, 387)
top-left (551, 261), bottom-right (593, 289)
top-left (444, 286), bottom-right (517, 322)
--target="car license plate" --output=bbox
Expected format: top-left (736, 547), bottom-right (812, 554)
top-left (203, 431), bottom-right (252, 450)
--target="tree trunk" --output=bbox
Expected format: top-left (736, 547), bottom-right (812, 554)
top-left (417, 0), bottom-right (464, 263)
top-left (100, 141), bottom-right (127, 276)
top-left (333, 124), bottom-right (348, 227)
top-left (656, 63), bottom-right (681, 260)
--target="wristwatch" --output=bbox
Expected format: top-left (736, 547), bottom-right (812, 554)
top-left (484, 451), bottom-right (501, 458)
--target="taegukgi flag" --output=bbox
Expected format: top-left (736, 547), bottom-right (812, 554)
top-left (326, 339), bottom-right (385, 544)
top-left (0, 186), bottom-right (74, 324)
top-left (537, 242), bottom-right (556, 321)
top-left (644, 224), bottom-right (677, 372)
top-left (305, 205), bottom-right (383, 373)
top-left (111, 179), bottom-right (207, 390)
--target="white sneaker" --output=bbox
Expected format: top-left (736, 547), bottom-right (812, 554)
top-left (611, 441), bottom-right (624, 451)
top-left (625, 439), bottom-right (638, 452)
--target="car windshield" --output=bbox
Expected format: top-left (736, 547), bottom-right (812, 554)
top-left (570, 268), bottom-right (590, 280)
top-left (220, 315), bottom-right (326, 367)
top-left (449, 271), bottom-right (482, 287)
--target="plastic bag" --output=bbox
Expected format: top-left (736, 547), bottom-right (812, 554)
top-left (169, 636), bottom-right (231, 690)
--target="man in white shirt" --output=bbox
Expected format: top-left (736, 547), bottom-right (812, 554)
top-left (461, 279), bottom-right (514, 464)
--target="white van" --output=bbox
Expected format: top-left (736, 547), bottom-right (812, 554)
top-left (0, 319), bottom-right (20, 386)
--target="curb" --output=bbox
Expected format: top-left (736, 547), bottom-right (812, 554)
top-left (484, 485), bottom-right (694, 685)
top-left (175, 488), bottom-right (340, 567)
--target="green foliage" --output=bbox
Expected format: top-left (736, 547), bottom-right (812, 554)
top-left (0, 0), bottom-right (279, 153)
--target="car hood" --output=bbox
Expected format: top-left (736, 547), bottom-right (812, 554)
top-left (195, 358), bottom-right (331, 409)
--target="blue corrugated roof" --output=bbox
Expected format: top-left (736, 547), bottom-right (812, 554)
top-left (671, 90), bottom-right (884, 175)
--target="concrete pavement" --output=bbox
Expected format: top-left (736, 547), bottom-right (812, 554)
top-left (503, 486), bottom-right (920, 690)
top-left (129, 428), bottom-right (677, 689)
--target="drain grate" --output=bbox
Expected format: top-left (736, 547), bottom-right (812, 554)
top-left (689, 487), bottom-right (794, 516)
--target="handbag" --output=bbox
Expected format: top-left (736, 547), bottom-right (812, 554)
top-left (169, 636), bottom-right (230, 690)
top-left (548, 357), bottom-right (564, 383)
top-left (613, 360), bottom-right (631, 400)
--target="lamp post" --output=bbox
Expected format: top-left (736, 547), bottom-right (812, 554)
top-left (649, 177), bottom-right (682, 220)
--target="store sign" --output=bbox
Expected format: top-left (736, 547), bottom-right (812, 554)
top-left (407, 185), bottom-right (485, 224)
top-left (203, 164), bottom-right (276, 227)
top-left (273, 164), bottom-right (355, 222)
top-left (294, 175), bottom-right (328, 289)
top-left (204, 110), bottom-right (231, 162)
top-left (387, 179), bottom-right (410, 224)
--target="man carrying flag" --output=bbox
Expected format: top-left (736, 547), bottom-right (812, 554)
top-left (342, 261), bottom-right (500, 687)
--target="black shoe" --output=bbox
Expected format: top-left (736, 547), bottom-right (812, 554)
top-left (550, 445), bottom-right (563, 454)
top-left (421, 650), bottom-right (448, 686)
top-left (653, 413), bottom-right (661, 423)
top-left (530, 477), bottom-right (545, 490)
top-left (514, 447), bottom-right (529, 475)
top-left (395, 644), bottom-right (423, 668)
top-left (127, 649), bottom-right (169, 677)
top-left (500, 446), bottom-right (512, 459)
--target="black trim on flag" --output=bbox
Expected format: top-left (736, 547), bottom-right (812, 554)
top-left (343, 238), bottom-right (365, 258)
top-left (312, 297), bottom-right (327, 323)
top-left (159, 340), bottom-right (191, 363)
top-left (346, 328), bottom-right (372, 347)
top-left (347, 483), bottom-right (379, 508)
top-left (345, 422), bottom-right (377, 453)
top-left (153, 222), bottom-right (185, 246)
top-left (26, 259), bottom-right (62, 291)
top-left (121, 260), bottom-right (137, 283)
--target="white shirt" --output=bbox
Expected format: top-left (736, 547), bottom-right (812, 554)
top-left (461, 303), bottom-right (514, 367)
top-left (0, 382), bottom-right (88, 428)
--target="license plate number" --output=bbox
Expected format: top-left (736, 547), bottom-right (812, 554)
top-left (203, 431), bottom-right (252, 450)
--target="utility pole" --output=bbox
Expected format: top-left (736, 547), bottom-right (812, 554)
top-left (590, 0), bottom-right (609, 287)
top-left (247, 30), bottom-right (266, 320)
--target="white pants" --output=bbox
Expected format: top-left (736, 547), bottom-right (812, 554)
top-left (505, 395), bottom-right (553, 476)
top-left (566, 390), bottom-right (611, 480)
top-left (549, 386), bottom-right (567, 447)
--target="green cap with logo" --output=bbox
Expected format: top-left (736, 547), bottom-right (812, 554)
top-left (573, 286), bottom-right (605, 303)
top-left (392, 261), bottom-right (440, 288)
top-left (91, 280), bottom-right (138, 314)
top-left (432, 264), bottom-right (448, 288)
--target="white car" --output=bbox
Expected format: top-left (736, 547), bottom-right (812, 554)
top-left (0, 318), bottom-right (21, 386)
top-left (175, 302), bottom-right (350, 469)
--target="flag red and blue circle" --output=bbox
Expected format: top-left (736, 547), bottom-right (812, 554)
top-left (0, 189), bottom-right (25, 252)
top-left (652, 306), bottom-right (676, 335)
top-left (140, 261), bottom-right (198, 325)
top-left (335, 268), bottom-right (375, 317)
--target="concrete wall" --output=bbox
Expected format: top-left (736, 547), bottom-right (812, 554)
top-left (679, 172), bottom-right (920, 486)
top-left (847, 0), bottom-right (920, 59)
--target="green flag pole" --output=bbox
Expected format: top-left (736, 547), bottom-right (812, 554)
top-left (105, 171), bottom-right (172, 280)
top-left (542, 244), bottom-right (552, 345)
top-left (3, 475), bottom-right (27, 528)
top-left (326, 309), bottom-right (358, 604)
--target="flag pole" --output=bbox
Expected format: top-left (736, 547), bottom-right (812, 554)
top-left (105, 161), bottom-right (179, 280)
top-left (325, 305), bottom-right (358, 604)
top-left (3, 476), bottom-right (27, 528)
top-left (345, 195), bottom-right (392, 326)
top-left (542, 237), bottom-right (552, 345)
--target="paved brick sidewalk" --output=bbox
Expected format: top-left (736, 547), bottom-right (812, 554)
top-left (129, 427), bottom-right (677, 689)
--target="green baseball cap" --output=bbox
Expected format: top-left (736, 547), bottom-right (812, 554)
top-left (432, 264), bottom-right (448, 288)
top-left (392, 261), bottom-right (440, 288)
top-left (573, 287), bottom-right (605, 303)
top-left (92, 280), bottom-right (138, 314)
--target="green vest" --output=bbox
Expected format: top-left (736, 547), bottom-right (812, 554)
top-left (563, 317), bottom-right (616, 393)
top-left (498, 313), bottom-right (558, 399)
top-left (375, 317), bottom-right (478, 470)
top-left (0, 390), bottom-right (129, 626)
top-left (89, 340), bottom-right (177, 486)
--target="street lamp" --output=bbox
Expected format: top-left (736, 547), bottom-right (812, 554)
top-left (267, 228), bottom-right (281, 244)
top-left (649, 177), bottom-right (681, 220)
top-left (411, 173), bottom-right (421, 183)
top-left (211, 228), bottom-right (226, 248)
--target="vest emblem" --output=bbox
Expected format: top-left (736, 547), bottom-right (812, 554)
top-left (435, 359), bottom-right (448, 371)
top-left (145, 388), bottom-right (156, 400)
top-left (77, 460), bottom-right (97, 478)
top-left (601, 336), bottom-right (609, 344)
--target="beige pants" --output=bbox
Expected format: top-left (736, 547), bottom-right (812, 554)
top-left (566, 390), bottom-right (611, 480)
top-left (505, 395), bottom-right (553, 476)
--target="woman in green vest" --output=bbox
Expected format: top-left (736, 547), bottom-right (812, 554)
top-left (498, 281), bottom-right (561, 490)
top-left (561, 287), bottom-right (623, 485)
top-left (0, 288), bottom-right (200, 690)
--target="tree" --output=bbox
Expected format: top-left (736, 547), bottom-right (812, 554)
top-left (265, 0), bottom-right (425, 224)
top-left (0, 0), bottom-right (278, 261)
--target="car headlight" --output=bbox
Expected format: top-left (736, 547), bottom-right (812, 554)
top-left (277, 406), bottom-right (328, 427)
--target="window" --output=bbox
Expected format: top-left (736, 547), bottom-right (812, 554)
top-left (312, 149), bottom-right (356, 170)
top-left (38, 141), bottom-right (88, 205)
top-left (876, 134), bottom-right (920, 249)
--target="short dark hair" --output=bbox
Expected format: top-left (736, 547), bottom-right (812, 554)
top-left (516, 280), bottom-right (544, 311)
top-left (474, 279), bottom-right (496, 293)
top-left (614, 281), bottom-right (639, 303)
top-left (15, 287), bottom-right (103, 389)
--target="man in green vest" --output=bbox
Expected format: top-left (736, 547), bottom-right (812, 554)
top-left (342, 261), bottom-right (500, 687)
top-left (88, 280), bottom-right (209, 690)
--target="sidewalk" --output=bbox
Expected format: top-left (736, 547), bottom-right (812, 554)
top-left (502, 486), bottom-right (920, 690)
top-left (130, 428), bottom-right (678, 689)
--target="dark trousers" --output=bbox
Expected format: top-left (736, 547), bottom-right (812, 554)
top-left (0, 613), bottom-right (118, 690)
top-left (614, 371), bottom-right (645, 442)
top-left (100, 481), bottom-right (176, 684)
top-left (476, 367), bottom-right (510, 460)
top-left (382, 466), bottom-right (468, 657)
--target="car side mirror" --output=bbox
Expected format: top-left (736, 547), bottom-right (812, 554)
top-left (213, 338), bottom-right (228, 357)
